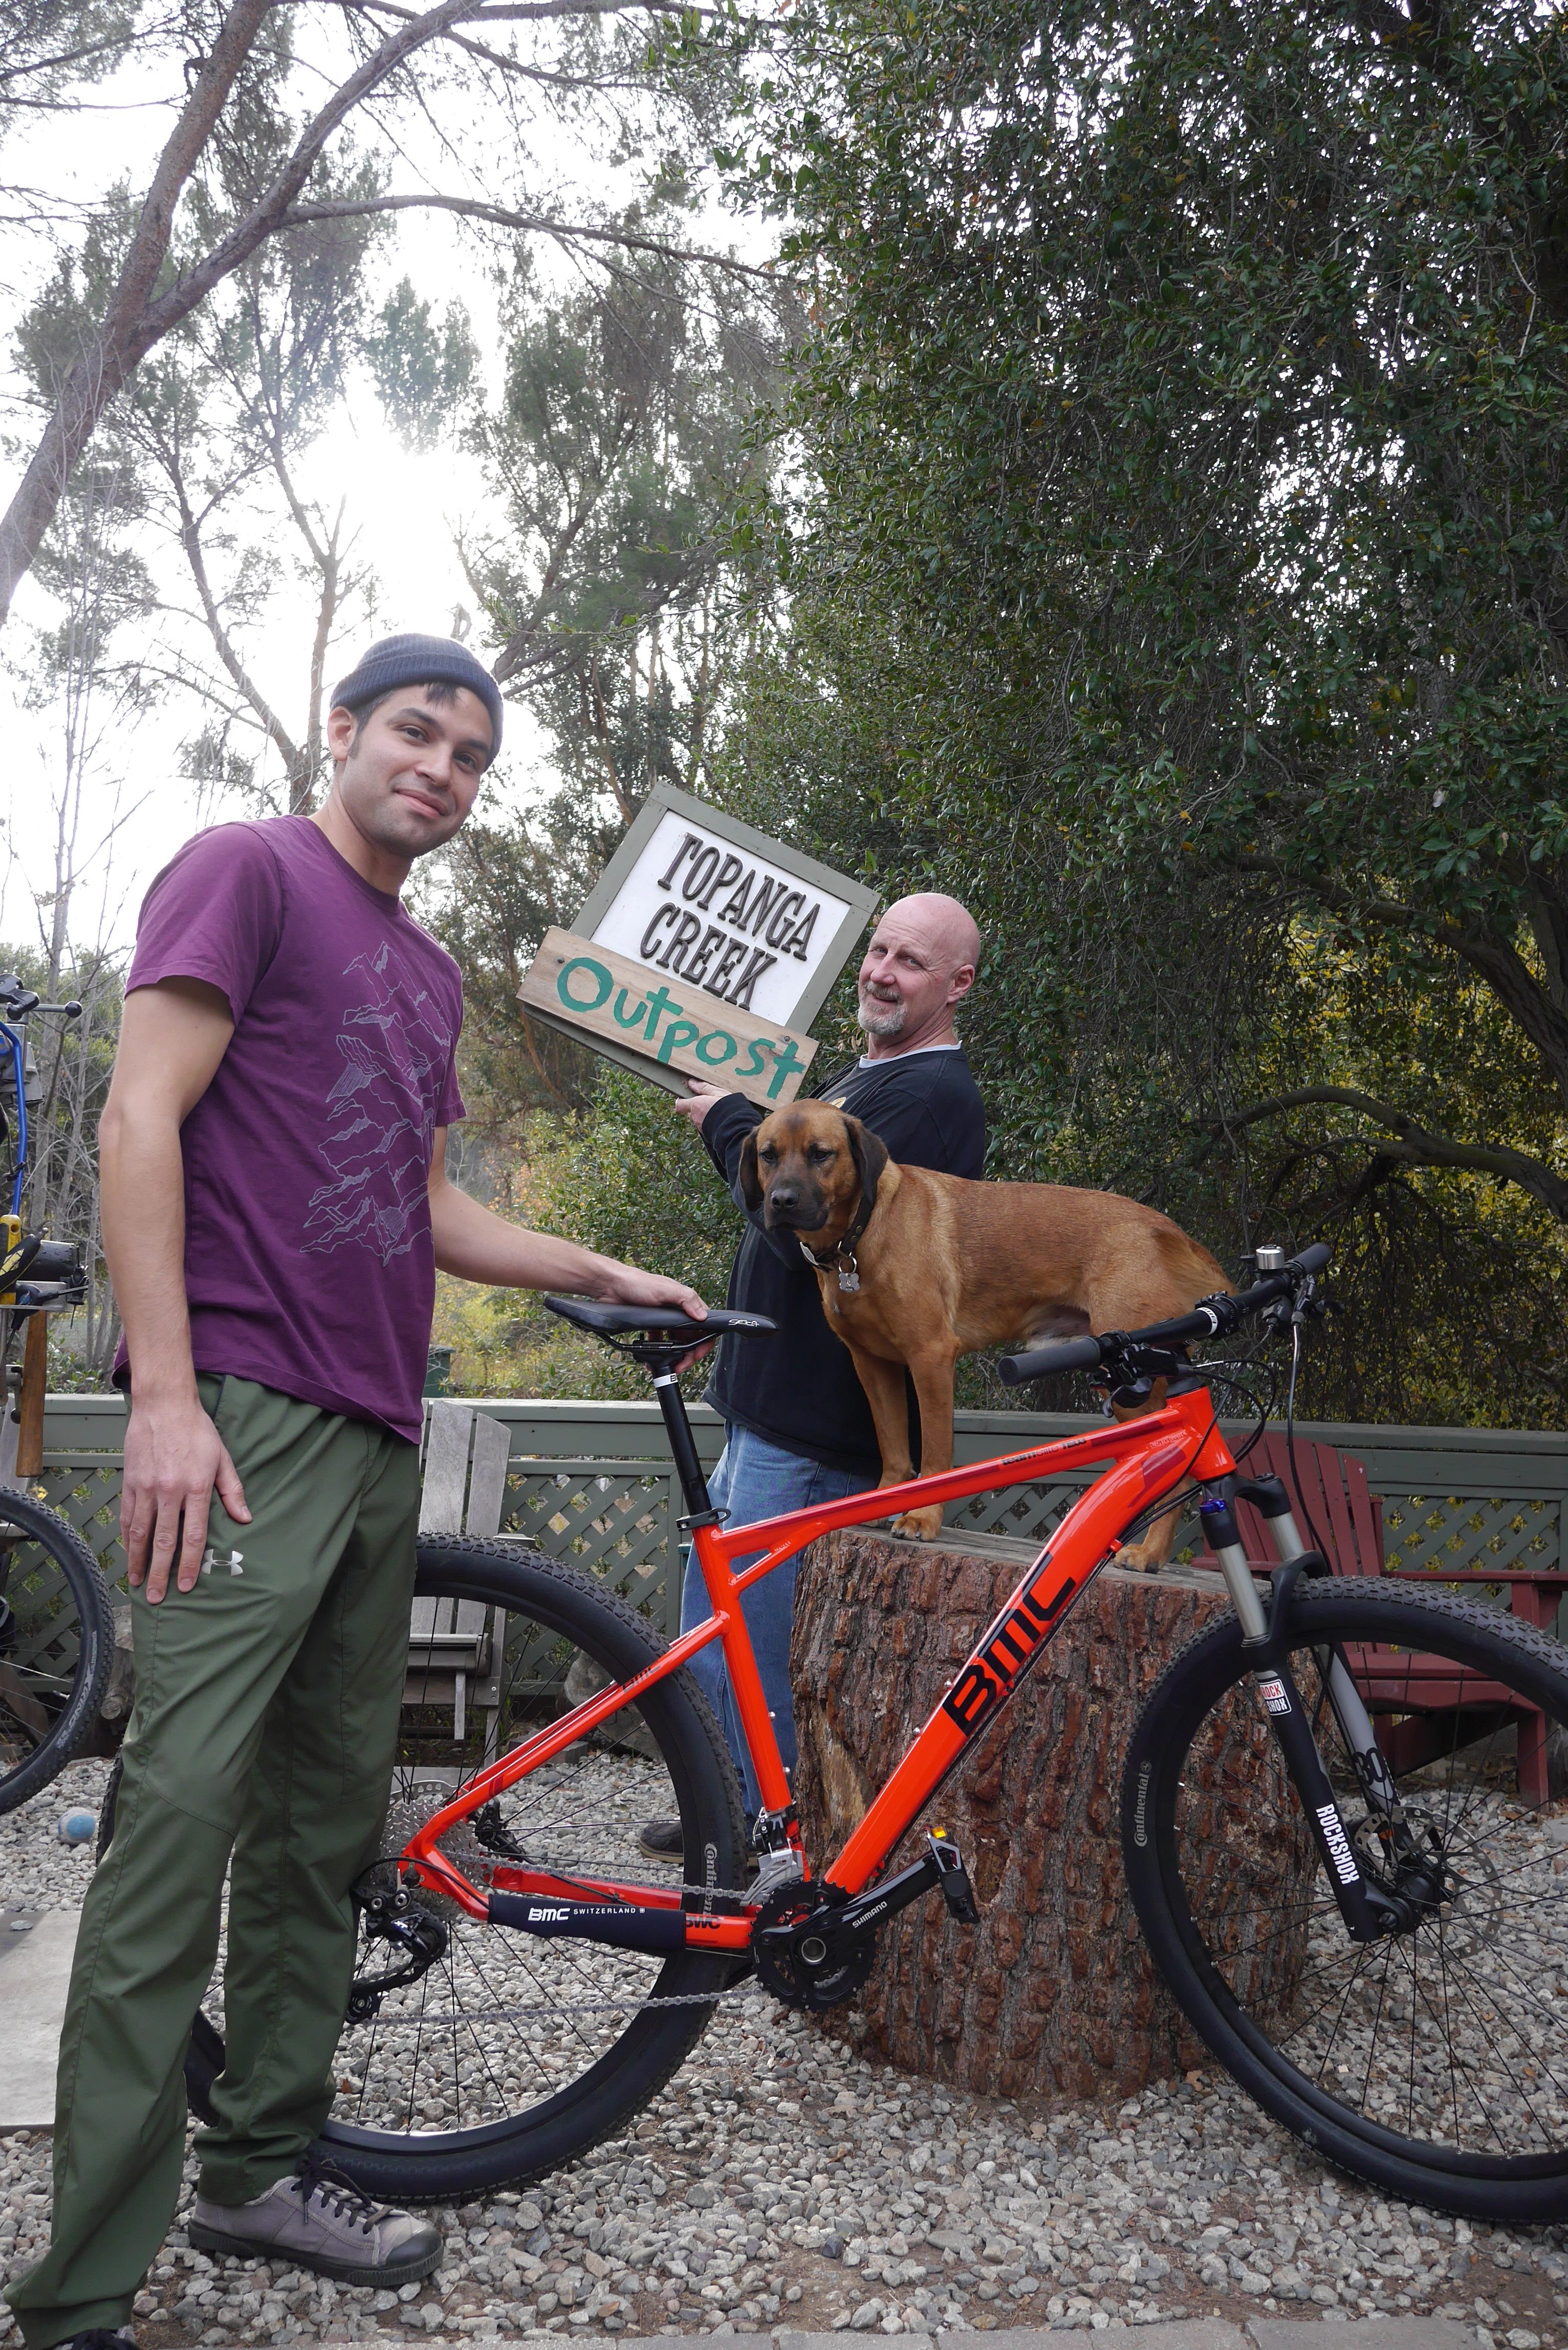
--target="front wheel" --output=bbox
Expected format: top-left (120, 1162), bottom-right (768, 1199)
top-left (1123, 1580), bottom-right (1568, 2221)
top-left (188, 1538), bottom-right (747, 2201)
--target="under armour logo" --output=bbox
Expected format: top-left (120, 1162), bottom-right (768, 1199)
top-left (200, 1547), bottom-right (245, 1576)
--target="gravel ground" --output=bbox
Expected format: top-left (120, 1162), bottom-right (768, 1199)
top-left (4, 1765), bottom-right (1568, 2350)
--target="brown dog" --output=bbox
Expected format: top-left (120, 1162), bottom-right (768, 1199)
top-left (739, 1102), bottom-right (1230, 1558)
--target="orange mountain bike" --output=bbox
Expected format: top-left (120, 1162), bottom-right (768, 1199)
top-left (180, 1245), bottom-right (1568, 2221)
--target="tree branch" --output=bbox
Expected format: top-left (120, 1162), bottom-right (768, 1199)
top-left (0, 0), bottom-right (274, 623)
top-left (275, 192), bottom-right (777, 275)
top-left (0, 21), bottom-right (168, 84)
top-left (0, 0), bottom-right (698, 623)
top-left (1195, 1085), bottom-right (1568, 1221)
top-left (341, 0), bottom-right (698, 82)
top-left (172, 482), bottom-right (303, 780)
top-left (1226, 852), bottom-right (1568, 1112)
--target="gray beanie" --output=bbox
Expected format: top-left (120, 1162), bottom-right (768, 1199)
top-left (331, 633), bottom-right (503, 759)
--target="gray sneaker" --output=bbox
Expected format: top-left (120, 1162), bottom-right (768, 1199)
top-left (190, 2154), bottom-right (442, 2287)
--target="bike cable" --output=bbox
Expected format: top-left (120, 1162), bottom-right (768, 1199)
top-left (1281, 1316), bottom-right (1333, 1561)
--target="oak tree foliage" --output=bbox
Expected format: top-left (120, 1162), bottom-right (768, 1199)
top-left (688, 0), bottom-right (1568, 1422)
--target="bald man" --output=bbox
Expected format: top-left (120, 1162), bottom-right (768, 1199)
top-left (640, 895), bottom-right (987, 1851)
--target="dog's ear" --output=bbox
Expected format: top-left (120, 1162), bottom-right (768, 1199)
top-left (843, 1115), bottom-right (889, 1210)
top-left (738, 1127), bottom-right (764, 1213)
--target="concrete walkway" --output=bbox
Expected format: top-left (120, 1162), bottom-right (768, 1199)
top-left (328, 2319), bottom-right (1484, 2349)
top-left (0, 1911), bottom-right (75, 2132)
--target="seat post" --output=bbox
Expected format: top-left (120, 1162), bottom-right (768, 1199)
top-left (651, 1371), bottom-right (714, 1518)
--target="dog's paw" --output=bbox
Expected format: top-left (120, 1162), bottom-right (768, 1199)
top-left (891, 1505), bottom-right (944, 1542)
top-left (1114, 1541), bottom-right (1161, 1575)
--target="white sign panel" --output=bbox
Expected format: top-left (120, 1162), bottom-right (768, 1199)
top-left (589, 809), bottom-right (854, 1029)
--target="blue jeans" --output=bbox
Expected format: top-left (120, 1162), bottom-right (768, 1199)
top-left (679, 1425), bottom-right (874, 1816)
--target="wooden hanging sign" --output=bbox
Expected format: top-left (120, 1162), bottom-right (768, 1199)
top-left (518, 786), bottom-right (877, 1097)
top-left (519, 930), bottom-right (819, 1107)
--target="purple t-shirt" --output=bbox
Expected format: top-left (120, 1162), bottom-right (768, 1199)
top-left (119, 816), bottom-right (465, 1442)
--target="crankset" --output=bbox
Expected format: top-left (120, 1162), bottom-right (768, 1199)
top-left (751, 1882), bottom-right (874, 2011)
top-left (751, 1831), bottom-right (981, 2012)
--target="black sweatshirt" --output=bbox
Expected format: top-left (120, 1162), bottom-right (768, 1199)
top-left (700, 1047), bottom-right (987, 1474)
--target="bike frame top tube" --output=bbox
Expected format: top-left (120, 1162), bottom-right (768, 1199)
top-left (405, 1382), bottom-right (1237, 1929)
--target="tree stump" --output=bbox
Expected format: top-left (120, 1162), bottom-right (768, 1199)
top-left (791, 1526), bottom-right (1311, 2102)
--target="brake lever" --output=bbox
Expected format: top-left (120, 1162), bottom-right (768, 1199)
top-left (1094, 1341), bottom-right (1192, 1411)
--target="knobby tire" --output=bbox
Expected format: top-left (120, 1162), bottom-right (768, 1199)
top-left (1123, 1580), bottom-right (1568, 2221)
top-left (139, 1538), bottom-right (747, 2201)
top-left (0, 1487), bottom-right (113, 1814)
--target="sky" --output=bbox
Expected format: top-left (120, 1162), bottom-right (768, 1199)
top-left (0, 407), bottom-right (493, 955)
top-left (0, 6), bottom-right (760, 962)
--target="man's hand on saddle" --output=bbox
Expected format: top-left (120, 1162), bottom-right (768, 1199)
top-left (121, 1390), bottom-right (252, 1606)
top-left (590, 1254), bottom-right (713, 1374)
top-left (599, 1263), bottom-right (708, 1322)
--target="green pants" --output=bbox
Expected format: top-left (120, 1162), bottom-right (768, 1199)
top-left (6, 1376), bottom-right (420, 2350)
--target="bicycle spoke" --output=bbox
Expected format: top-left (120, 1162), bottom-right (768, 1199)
top-left (1429, 1927), bottom-right (1568, 2134)
top-left (321, 1574), bottom-right (736, 2160)
top-left (1158, 1595), bottom-right (1568, 2177)
top-left (1407, 1933), bottom-right (1546, 2154)
top-left (1354, 1934), bottom-right (1395, 2118)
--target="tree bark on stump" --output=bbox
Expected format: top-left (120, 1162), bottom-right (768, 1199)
top-left (791, 1526), bottom-right (1310, 2102)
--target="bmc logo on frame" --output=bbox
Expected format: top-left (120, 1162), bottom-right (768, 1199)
top-left (941, 1557), bottom-right (1079, 1738)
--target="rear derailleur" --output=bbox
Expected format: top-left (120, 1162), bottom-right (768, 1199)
top-left (346, 1881), bottom-right (449, 2023)
top-left (751, 1832), bottom-right (981, 2012)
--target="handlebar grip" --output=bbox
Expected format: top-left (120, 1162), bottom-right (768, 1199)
top-left (999, 1335), bottom-right (1105, 1386)
top-left (1290, 1243), bottom-right (1331, 1276)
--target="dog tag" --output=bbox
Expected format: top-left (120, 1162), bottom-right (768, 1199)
top-left (837, 1259), bottom-right (860, 1294)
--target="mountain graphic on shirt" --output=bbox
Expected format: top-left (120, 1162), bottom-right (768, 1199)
top-left (303, 938), bottom-right (454, 1264)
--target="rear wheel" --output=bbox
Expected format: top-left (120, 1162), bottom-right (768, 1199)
top-left (190, 1538), bottom-right (747, 2200)
top-left (0, 1489), bottom-right (113, 1813)
top-left (1123, 1581), bottom-right (1568, 2220)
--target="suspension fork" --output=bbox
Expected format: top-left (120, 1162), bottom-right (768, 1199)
top-left (1199, 1480), bottom-right (1403, 1944)
top-left (1239, 1482), bottom-right (1406, 1809)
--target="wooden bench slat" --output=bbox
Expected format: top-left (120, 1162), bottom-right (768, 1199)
top-left (466, 1413), bottom-right (511, 1539)
top-left (409, 1408), bottom-right (508, 1726)
top-left (419, 1402), bottom-right (472, 1534)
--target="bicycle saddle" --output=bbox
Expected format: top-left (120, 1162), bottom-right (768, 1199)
top-left (542, 1295), bottom-right (776, 1343)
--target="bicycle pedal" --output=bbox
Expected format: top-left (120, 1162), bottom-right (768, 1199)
top-left (940, 1867), bottom-right (981, 1926)
top-left (927, 1830), bottom-right (981, 1926)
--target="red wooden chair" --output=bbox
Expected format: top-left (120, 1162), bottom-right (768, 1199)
top-left (1192, 1434), bottom-right (1568, 1804)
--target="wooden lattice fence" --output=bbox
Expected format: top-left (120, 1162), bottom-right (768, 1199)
top-left (500, 1460), bottom-right (684, 1631)
top-left (30, 1397), bottom-right (1568, 1637)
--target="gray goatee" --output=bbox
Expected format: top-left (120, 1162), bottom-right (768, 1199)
top-left (857, 989), bottom-right (907, 1040)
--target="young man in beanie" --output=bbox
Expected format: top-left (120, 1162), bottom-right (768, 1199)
top-left (7, 637), bottom-right (707, 2350)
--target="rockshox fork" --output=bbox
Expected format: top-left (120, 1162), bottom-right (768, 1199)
top-left (1197, 1477), bottom-right (1408, 1943)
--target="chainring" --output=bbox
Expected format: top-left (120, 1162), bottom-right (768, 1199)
top-left (750, 1881), bottom-right (876, 2011)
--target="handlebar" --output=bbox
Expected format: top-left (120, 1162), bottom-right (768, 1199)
top-left (0, 973), bottom-right (81, 1020)
top-left (998, 1243), bottom-right (1331, 1387)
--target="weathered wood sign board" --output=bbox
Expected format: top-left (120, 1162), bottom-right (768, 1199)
top-left (520, 930), bottom-right (820, 1107)
top-left (518, 785), bottom-right (878, 1098)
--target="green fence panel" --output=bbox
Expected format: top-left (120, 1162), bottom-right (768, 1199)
top-left (33, 1395), bottom-right (1568, 1635)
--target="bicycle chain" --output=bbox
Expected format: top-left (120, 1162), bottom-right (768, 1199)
top-left (354, 1976), bottom-right (772, 2030)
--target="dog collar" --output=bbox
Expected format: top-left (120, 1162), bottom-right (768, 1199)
top-left (798, 1188), bottom-right (875, 1293)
